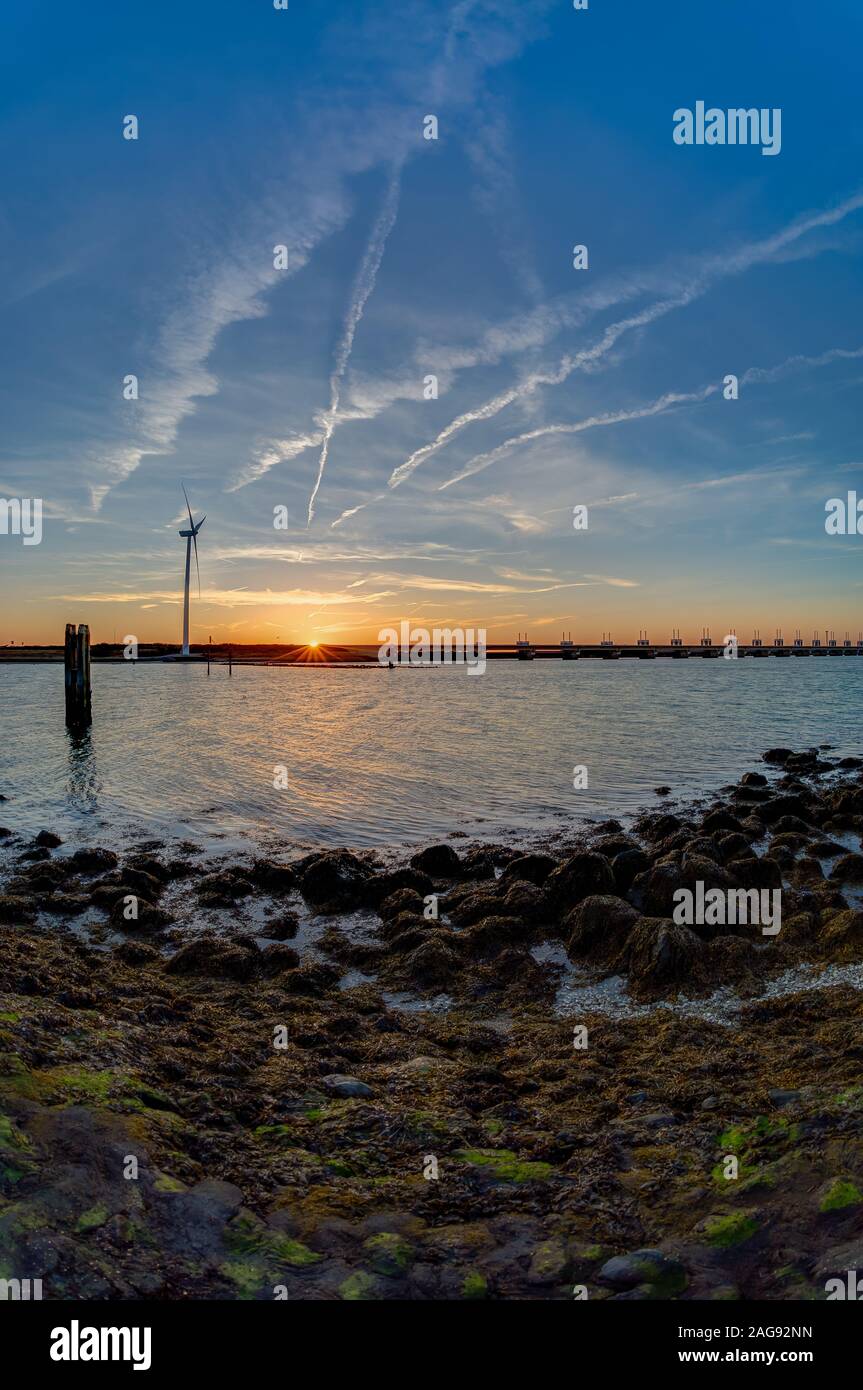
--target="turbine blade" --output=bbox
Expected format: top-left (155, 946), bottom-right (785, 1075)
top-left (181, 483), bottom-right (195, 533)
top-left (195, 515), bottom-right (206, 532)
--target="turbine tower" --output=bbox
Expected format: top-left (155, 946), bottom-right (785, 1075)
top-left (178, 485), bottom-right (205, 657)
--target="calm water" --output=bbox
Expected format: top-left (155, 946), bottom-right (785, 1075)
top-left (0, 658), bottom-right (860, 856)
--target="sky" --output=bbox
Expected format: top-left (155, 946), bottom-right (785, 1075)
top-left (1, 0), bottom-right (862, 646)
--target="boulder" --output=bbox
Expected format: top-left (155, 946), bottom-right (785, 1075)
top-left (545, 852), bottom-right (615, 914)
top-left (409, 844), bottom-right (463, 879)
top-left (299, 850), bottom-right (372, 913)
top-left (618, 918), bottom-right (702, 994)
top-left (565, 895), bottom-right (639, 963)
top-left (165, 937), bottom-right (258, 981)
top-left (500, 853), bottom-right (556, 886)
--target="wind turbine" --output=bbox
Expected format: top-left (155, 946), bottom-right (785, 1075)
top-left (178, 485), bottom-right (206, 657)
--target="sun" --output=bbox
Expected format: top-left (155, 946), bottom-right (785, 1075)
top-left (308, 640), bottom-right (319, 648)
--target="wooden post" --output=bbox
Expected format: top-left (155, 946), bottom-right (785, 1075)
top-left (64, 623), bottom-right (92, 728)
top-left (228, 644), bottom-right (232, 676)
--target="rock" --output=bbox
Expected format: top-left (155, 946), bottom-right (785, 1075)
top-left (619, 918), bottom-right (703, 993)
top-left (599, 1248), bottom-right (687, 1295)
top-left (612, 847), bottom-right (649, 892)
top-left (463, 915), bottom-right (531, 957)
top-left (34, 830), bottom-right (63, 848)
top-left (363, 866), bottom-right (434, 908)
top-left (500, 853), bottom-right (556, 887)
top-left (838, 756), bottom-right (863, 769)
top-left (526, 1238), bottom-right (569, 1286)
top-left (195, 870), bottom-right (252, 906)
top-left (321, 1074), bottom-right (374, 1099)
top-left (755, 795), bottom-right (811, 826)
top-left (400, 936), bottom-right (461, 986)
top-left (830, 853), bottom-right (863, 883)
top-left (0, 827), bottom-right (11, 838)
top-left (565, 895), bottom-right (639, 962)
top-left (635, 812), bottom-right (683, 842)
top-left (741, 771), bottom-right (768, 787)
top-left (260, 943), bottom-right (301, 974)
top-left (762, 748), bottom-right (794, 765)
top-left (299, 850), bottom-right (372, 913)
top-left (378, 887), bottom-right (425, 922)
top-left (768, 1088), bottom-right (801, 1108)
top-left (260, 913), bottom-right (299, 940)
top-left (69, 847), bottom-right (118, 874)
top-left (0, 893), bottom-right (36, 922)
top-left (50, 894), bottom-right (92, 917)
top-left (702, 810), bottom-right (744, 834)
top-left (409, 844), bottom-right (463, 878)
top-left (109, 897), bottom-right (172, 930)
top-left (165, 937), bottom-right (258, 981)
top-left (654, 786), bottom-right (671, 796)
top-left (249, 860), bottom-right (297, 893)
top-left (727, 856), bottom-right (782, 890)
top-left (819, 909), bottom-right (863, 960)
top-left (545, 852), bottom-right (615, 914)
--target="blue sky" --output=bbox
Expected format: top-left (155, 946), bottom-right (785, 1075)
top-left (1, 0), bottom-right (862, 644)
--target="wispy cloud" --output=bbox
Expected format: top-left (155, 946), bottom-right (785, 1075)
top-left (306, 162), bottom-right (403, 526)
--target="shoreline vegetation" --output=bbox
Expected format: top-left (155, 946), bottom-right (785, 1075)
top-left (1, 747), bottom-right (863, 1300)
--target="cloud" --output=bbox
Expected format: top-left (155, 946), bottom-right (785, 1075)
top-left (48, 587), bottom-right (398, 608)
top-left (306, 162), bottom-right (403, 526)
top-left (384, 189), bottom-right (863, 492)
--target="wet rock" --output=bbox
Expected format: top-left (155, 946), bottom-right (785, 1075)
top-left (755, 795), bottom-right (812, 826)
top-left (249, 860), bottom-right (297, 894)
top-left (545, 852), bottom-right (615, 914)
top-left (838, 756), bottom-right (863, 769)
top-left (378, 887), bottom-right (425, 922)
top-left (113, 940), bottom-right (160, 967)
top-left (818, 909), bottom-right (863, 960)
top-left (499, 879), bottom-right (549, 922)
top-left (619, 918), bottom-right (703, 994)
top-left (830, 853), bottom-right (863, 883)
top-left (727, 856), bottom-right (782, 890)
top-left (69, 847), bottom-right (119, 874)
top-left (717, 833), bottom-right (752, 862)
top-left (0, 827), bottom-right (11, 838)
top-left (702, 809), bottom-right (745, 835)
top-left (410, 844), bottom-right (463, 879)
top-left (196, 869), bottom-right (253, 906)
top-left (34, 830), bottom-right (63, 848)
top-left (299, 850), bottom-right (372, 913)
top-left (599, 1248), bottom-right (687, 1295)
top-left (165, 936), bottom-right (258, 981)
top-left (612, 846), bottom-right (649, 892)
top-left (260, 943), bottom-right (301, 975)
top-left (109, 897), bottom-right (172, 930)
top-left (463, 915), bottom-right (532, 957)
top-left (260, 912), bottom-right (299, 940)
top-left (50, 894), bottom-right (92, 917)
top-left (762, 748), bottom-right (794, 765)
top-left (0, 893), bottom-right (36, 923)
top-left (565, 895), bottom-right (639, 963)
top-left (400, 936), bottom-right (461, 986)
top-left (500, 853), bottom-right (556, 887)
top-left (741, 771), bottom-right (768, 787)
top-left (322, 1074), bottom-right (374, 1099)
top-left (634, 812), bottom-right (683, 842)
top-left (363, 866), bottom-right (434, 908)
top-left (459, 847), bottom-right (496, 880)
top-left (282, 961), bottom-right (340, 996)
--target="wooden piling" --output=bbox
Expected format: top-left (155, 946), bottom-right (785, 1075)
top-left (64, 623), bottom-right (92, 728)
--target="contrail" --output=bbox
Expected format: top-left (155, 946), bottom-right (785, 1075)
top-left (438, 340), bottom-right (863, 490)
top-left (388, 188), bottom-right (863, 492)
top-left (306, 162), bottom-right (403, 526)
top-left (438, 385), bottom-right (720, 489)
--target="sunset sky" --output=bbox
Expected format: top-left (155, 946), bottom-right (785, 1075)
top-left (1, 0), bottom-right (862, 646)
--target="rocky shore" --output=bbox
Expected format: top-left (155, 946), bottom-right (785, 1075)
top-left (1, 746), bottom-right (863, 1300)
